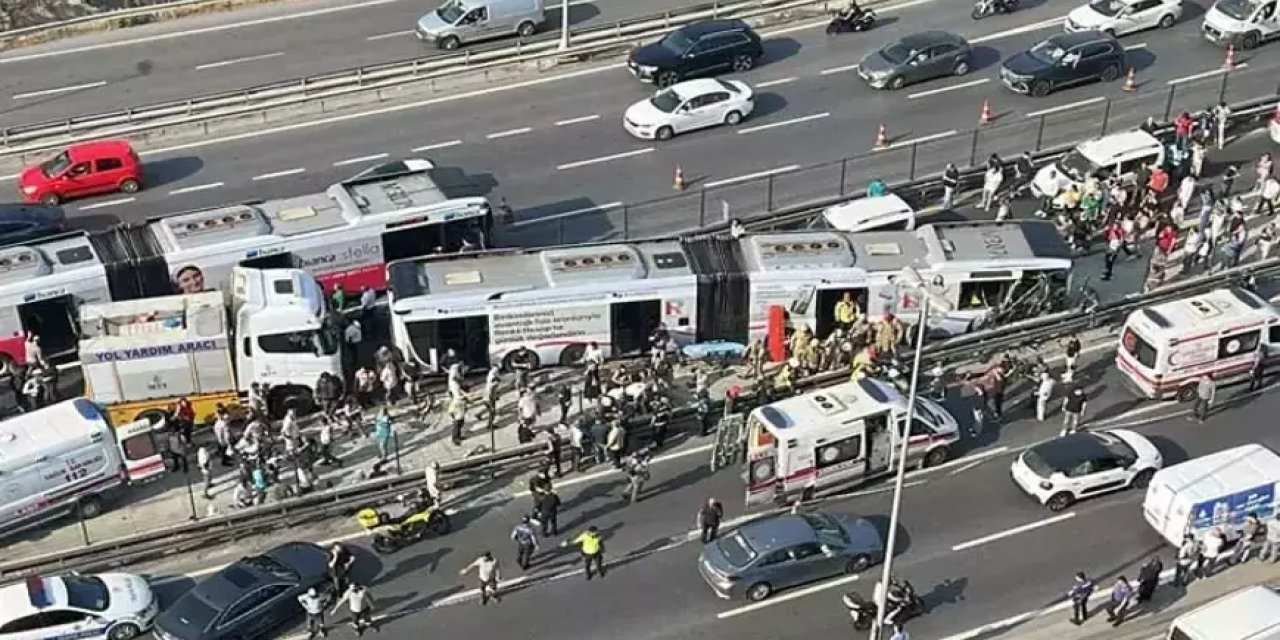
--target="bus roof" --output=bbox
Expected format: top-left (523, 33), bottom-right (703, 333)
top-left (0, 399), bottom-right (110, 471)
top-left (752, 379), bottom-right (904, 435)
top-left (1128, 288), bottom-right (1280, 337)
top-left (0, 232), bottom-right (103, 292)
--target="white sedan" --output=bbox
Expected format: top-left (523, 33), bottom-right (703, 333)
top-left (623, 78), bottom-right (754, 140)
top-left (0, 573), bottom-right (158, 640)
top-left (1064, 0), bottom-right (1182, 36)
top-left (1011, 429), bottom-right (1163, 511)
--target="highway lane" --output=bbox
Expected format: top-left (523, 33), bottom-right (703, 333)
top-left (0, 0), bottom-right (713, 128)
top-left (3, 6), bottom-right (1271, 244)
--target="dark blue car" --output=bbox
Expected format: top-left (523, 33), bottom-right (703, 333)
top-left (0, 203), bottom-right (65, 247)
top-left (627, 19), bottom-right (764, 88)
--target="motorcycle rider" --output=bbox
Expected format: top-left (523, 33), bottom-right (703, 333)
top-left (839, 0), bottom-right (866, 22)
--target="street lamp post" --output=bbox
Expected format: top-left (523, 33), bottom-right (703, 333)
top-left (559, 0), bottom-right (570, 50)
top-left (870, 268), bottom-right (953, 640)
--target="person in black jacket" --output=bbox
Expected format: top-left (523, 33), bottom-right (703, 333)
top-left (697, 497), bottom-right (724, 543)
top-left (942, 163), bottom-right (960, 210)
top-left (536, 488), bottom-right (561, 536)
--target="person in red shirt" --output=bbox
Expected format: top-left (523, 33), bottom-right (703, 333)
top-left (1156, 223), bottom-right (1178, 257)
top-left (1102, 221), bottom-right (1126, 281)
top-left (1148, 165), bottom-right (1170, 196)
top-left (1174, 112), bottom-right (1194, 150)
top-left (172, 396), bottom-right (196, 443)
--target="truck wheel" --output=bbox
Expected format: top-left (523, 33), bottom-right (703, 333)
top-left (1243, 31), bottom-right (1261, 49)
top-left (516, 21), bottom-right (537, 37)
top-left (79, 495), bottom-right (105, 519)
top-left (502, 351), bottom-right (541, 372)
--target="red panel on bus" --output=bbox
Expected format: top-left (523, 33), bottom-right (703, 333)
top-left (767, 305), bottom-right (786, 362)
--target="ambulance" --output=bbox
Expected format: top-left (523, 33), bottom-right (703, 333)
top-left (1116, 288), bottom-right (1280, 400)
top-left (742, 378), bottom-right (960, 506)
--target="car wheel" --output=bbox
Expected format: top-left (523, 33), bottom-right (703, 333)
top-left (79, 495), bottom-right (105, 519)
top-left (1131, 468), bottom-right (1156, 489)
top-left (1176, 384), bottom-right (1197, 402)
top-left (656, 71), bottom-right (680, 88)
top-left (1158, 13), bottom-right (1176, 28)
top-left (953, 59), bottom-right (970, 76)
top-left (430, 512), bottom-right (452, 534)
top-left (440, 36), bottom-right (461, 51)
top-left (516, 20), bottom-right (537, 37)
top-left (731, 54), bottom-right (756, 72)
top-left (119, 178), bottom-right (141, 193)
top-left (1100, 64), bottom-right (1122, 82)
top-left (1030, 80), bottom-right (1051, 97)
top-left (724, 110), bottom-right (743, 126)
top-left (846, 553), bottom-right (872, 574)
top-left (1243, 30), bottom-right (1261, 49)
top-left (108, 623), bottom-right (142, 640)
top-left (745, 582), bottom-right (773, 602)
top-left (922, 446), bottom-right (951, 469)
top-left (1046, 492), bottom-right (1074, 512)
top-left (39, 192), bottom-right (60, 206)
top-left (887, 75), bottom-right (905, 90)
top-left (655, 126), bottom-right (675, 141)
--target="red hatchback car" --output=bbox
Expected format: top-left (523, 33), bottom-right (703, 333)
top-left (19, 140), bottom-right (143, 205)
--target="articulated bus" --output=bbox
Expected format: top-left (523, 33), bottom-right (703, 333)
top-left (386, 220), bottom-right (1075, 372)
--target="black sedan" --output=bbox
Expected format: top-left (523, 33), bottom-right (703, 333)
top-left (154, 543), bottom-right (329, 640)
top-left (0, 203), bottom-right (65, 247)
top-left (858, 31), bottom-right (972, 90)
top-left (1000, 30), bottom-right (1126, 97)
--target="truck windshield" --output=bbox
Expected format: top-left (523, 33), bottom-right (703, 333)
top-left (1216, 0), bottom-right (1260, 20)
top-left (1121, 327), bottom-right (1158, 369)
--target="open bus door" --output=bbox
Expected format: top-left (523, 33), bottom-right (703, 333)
top-left (17, 295), bottom-right (79, 360)
top-left (115, 417), bottom-right (166, 483)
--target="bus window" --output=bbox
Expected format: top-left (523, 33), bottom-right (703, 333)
top-left (1270, 325), bottom-right (1280, 346)
top-left (816, 434), bottom-right (863, 469)
top-left (1121, 328), bottom-right (1158, 368)
top-left (958, 280), bottom-right (1012, 310)
top-left (1218, 330), bottom-right (1261, 360)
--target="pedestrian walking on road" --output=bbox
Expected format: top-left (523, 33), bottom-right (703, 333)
top-left (197, 444), bottom-right (213, 498)
top-left (536, 487), bottom-right (561, 536)
top-left (942, 163), bottom-right (960, 210)
top-left (1175, 534), bottom-right (1200, 586)
top-left (1136, 556), bottom-right (1162, 603)
top-left (298, 588), bottom-right (327, 639)
top-left (544, 427), bottom-right (564, 478)
top-left (511, 516), bottom-right (540, 570)
top-left (1262, 513), bottom-right (1280, 562)
top-left (1191, 375), bottom-right (1216, 423)
top-left (1061, 385), bottom-right (1086, 436)
top-left (565, 526), bottom-right (606, 580)
top-left (330, 583), bottom-right (378, 635)
top-left (698, 497), bottom-right (725, 543)
top-left (459, 552), bottom-right (502, 605)
top-left (373, 408), bottom-right (393, 460)
top-left (1035, 371), bottom-right (1055, 422)
top-left (1258, 176), bottom-right (1280, 217)
top-left (1104, 577), bottom-right (1134, 627)
top-left (624, 449), bottom-right (652, 504)
top-left (981, 163), bottom-right (1003, 211)
top-left (606, 420), bottom-right (626, 468)
top-left (1066, 572), bottom-right (1094, 625)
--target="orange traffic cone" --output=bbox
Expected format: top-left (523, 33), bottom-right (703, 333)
top-left (673, 165), bottom-right (685, 191)
top-left (1122, 67), bottom-right (1138, 92)
top-left (873, 124), bottom-right (888, 149)
top-left (1224, 43), bottom-right (1236, 69)
top-left (979, 99), bottom-right (993, 125)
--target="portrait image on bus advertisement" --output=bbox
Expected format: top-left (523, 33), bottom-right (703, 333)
top-left (172, 264), bottom-right (207, 294)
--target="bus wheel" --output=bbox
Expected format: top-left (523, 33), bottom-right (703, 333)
top-left (136, 409), bottom-right (168, 427)
top-left (503, 351), bottom-right (541, 372)
top-left (921, 447), bottom-right (950, 469)
top-left (559, 344), bottom-right (586, 367)
top-left (79, 495), bottom-right (105, 519)
top-left (1176, 385), bottom-right (1197, 403)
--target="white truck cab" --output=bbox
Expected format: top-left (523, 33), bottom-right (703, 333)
top-left (1032, 129), bottom-right (1164, 198)
top-left (1203, 0), bottom-right (1280, 48)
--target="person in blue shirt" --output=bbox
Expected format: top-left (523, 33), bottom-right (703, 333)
top-left (1066, 572), bottom-right (1094, 625)
top-left (867, 178), bottom-right (888, 198)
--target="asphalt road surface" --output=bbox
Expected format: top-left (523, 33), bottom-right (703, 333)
top-left (0, 0), bottom-right (719, 127)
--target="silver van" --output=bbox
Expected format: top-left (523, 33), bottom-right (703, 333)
top-left (416, 0), bottom-right (546, 50)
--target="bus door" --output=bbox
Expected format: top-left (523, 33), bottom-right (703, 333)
top-left (404, 316), bottom-right (490, 371)
top-left (17, 294), bottom-right (80, 360)
top-left (610, 300), bottom-right (659, 356)
top-left (814, 287), bottom-right (867, 339)
top-left (115, 418), bottom-right (165, 483)
top-left (864, 413), bottom-right (892, 476)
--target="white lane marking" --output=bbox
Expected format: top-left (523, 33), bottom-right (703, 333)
top-left (0, 0), bottom-right (404, 64)
top-left (168, 182), bottom-right (224, 195)
top-left (1169, 62), bottom-right (1249, 85)
top-left (736, 112), bottom-right (830, 135)
top-left (704, 164), bottom-right (800, 189)
top-left (909, 446), bottom-right (1011, 479)
top-left (252, 168), bottom-right (307, 181)
top-left (820, 64), bottom-right (861, 76)
top-left (195, 52), bottom-right (285, 71)
top-left (1025, 96), bottom-right (1106, 118)
top-left (556, 148), bottom-right (654, 171)
top-left (366, 29), bottom-right (414, 41)
top-left (908, 78), bottom-right (989, 100)
top-left (947, 458), bottom-right (992, 476)
top-left (717, 575), bottom-right (860, 619)
top-left (77, 197), bottom-right (135, 211)
top-left (555, 114), bottom-right (601, 126)
top-left (332, 153), bottom-right (390, 167)
top-left (1125, 43), bottom-right (1148, 50)
top-left (969, 16), bottom-right (1066, 44)
top-left (755, 77), bottom-right (797, 88)
top-left (510, 201), bottom-right (623, 227)
top-left (11, 80), bottom-right (108, 100)
top-left (881, 129), bottom-right (958, 150)
top-left (411, 139), bottom-right (463, 152)
top-left (951, 512), bottom-right (1076, 552)
top-left (486, 127), bottom-right (533, 139)
top-left (512, 443), bottom-right (713, 497)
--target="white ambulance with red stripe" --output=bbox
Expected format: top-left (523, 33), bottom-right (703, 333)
top-left (1117, 287), bottom-right (1280, 400)
top-left (742, 378), bottom-right (959, 507)
top-left (0, 398), bottom-right (164, 541)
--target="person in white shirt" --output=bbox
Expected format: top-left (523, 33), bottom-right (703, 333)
top-left (1257, 176), bottom-right (1280, 217)
top-left (23, 333), bottom-right (42, 367)
top-left (344, 320), bottom-right (363, 346)
top-left (447, 363), bottom-right (465, 403)
top-left (330, 583), bottom-right (377, 634)
top-left (517, 390), bottom-right (540, 429)
top-left (281, 407), bottom-right (301, 441)
top-left (459, 552), bottom-right (502, 605)
top-left (981, 165), bottom-right (1004, 211)
top-left (1035, 371), bottom-right (1056, 422)
top-left (1200, 527), bottom-right (1226, 576)
top-left (197, 445), bottom-right (213, 497)
top-left (582, 342), bottom-right (605, 367)
top-left (380, 362), bottom-right (401, 404)
top-left (1177, 175), bottom-right (1197, 211)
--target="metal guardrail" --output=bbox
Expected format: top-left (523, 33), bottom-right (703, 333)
top-left (0, 0), bottom-right (836, 156)
top-left (0, 0), bottom-right (219, 40)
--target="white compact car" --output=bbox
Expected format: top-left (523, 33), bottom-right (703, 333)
top-left (1065, 0), bottom-right (1182, 36)
top-left (623, 78), bottom-right (754, 140)
top-left (0, 574), bottom-right (158, 640)
top-left (1011, 429), bottom-right (1163, 511)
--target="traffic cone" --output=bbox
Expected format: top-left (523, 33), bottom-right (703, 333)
top-left (673, 165), bottom-right (685, 191)
top-left (1122, 67), bottom-right (1138, 92)
top-left (873, 124), bottom-right (888, 149)
top-left (979, 99), bottom-right (993, 125)
top-left (1224, 43), bottom-right (1236, 69)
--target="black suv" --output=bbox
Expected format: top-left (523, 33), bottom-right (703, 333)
top-left (627, 19), bottom-right (765, 87)
top-left (1000, 30), bottom-right (1125, 97)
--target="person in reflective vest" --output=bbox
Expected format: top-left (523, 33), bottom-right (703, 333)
top-left (834, 292), bottom-right (860, 332)
top-left (850, 346), bottom-right (877, 381)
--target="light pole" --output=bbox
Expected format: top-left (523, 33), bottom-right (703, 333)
top-left (558, 0), bottom-right (570, 50)
top-left (871, 268), bottom-right (953, 640)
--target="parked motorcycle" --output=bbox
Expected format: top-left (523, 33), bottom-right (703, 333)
top-left (842, 591), bottom-right (878, 631)
top-left (883, 578), bottom-right (925, 625)
top-left (357, 488), bottom-right (452, 554)
top-left (826, 9), bottom-right (877, 33)
top-left (971, 0), bottom-right (1018, 19)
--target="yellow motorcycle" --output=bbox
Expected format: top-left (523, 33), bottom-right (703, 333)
top-left (357, 488), bottom-right (452, 554)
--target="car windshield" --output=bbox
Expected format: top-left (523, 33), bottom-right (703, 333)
top-left (1028, 41), bottom-right (1068, 65)
top-left (239, 555), bottom-right (299, 581)
top-left (1088, 0), bottom-right (1126, 16)
top-left (1216, 0), bottom-right (1260, 20)
top-left (40, 151), bottom-right (72, 178)
top-left (436, 0), bottom-right (465, 23)
top-left (660, 30), bottom-right (695, 55)
top-left (718, 532), bottom-right (758, 567)
top-left (801, 513), bottom-right (851, 547)
top-left (649, 89), bottom-right (684, 113)
top-left (1056, 149), bottom-right (1098, 182)
top-left (62, 576), bottom-right (110, 611)
top-left (1021, 447), bottom-right (1057, 477)
top-left (880, 42), bottom-right (917, 64)
top-left (1093, 432), bottom-right (1137, 460)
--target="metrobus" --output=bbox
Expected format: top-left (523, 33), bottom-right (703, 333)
top-left (0, 159), bottom-right (491, 371)
top-left (386, 220), bottom-right (1075, 372)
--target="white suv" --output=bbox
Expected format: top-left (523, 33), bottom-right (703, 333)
top-left (1066, 0), bottom-right (1183, 36)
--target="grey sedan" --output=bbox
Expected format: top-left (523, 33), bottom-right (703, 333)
top-left (698, 511), bottom-right (884, 601)
top-left (858, 31), bottom-right (973, 90)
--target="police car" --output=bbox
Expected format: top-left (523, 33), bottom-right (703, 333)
top-left (1010, 429), bottom-right (1163, 511)
top-left (0, 574), bottom-right (158, 640)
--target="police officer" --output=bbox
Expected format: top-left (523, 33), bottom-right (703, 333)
top-left (564, 526), bottom-right (606, 580)
top-left (298, 588), bottom-right (327, 639)
top-left (649, 396), bottom-right (672, 449)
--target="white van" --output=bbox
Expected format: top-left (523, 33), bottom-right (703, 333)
top-left (416, 0), bottom-right (545, 50)
top-left (1143, 444), bottom-right (1280, 546)
top-left (1168, 585), bottom-right (1280, 640)
top-left (1202, 0), bottom-right (1280, 49)
top-left (1031, 129), bottom-right (1164, 198)
top-left (0, 399), bottom-right (164, 539)
top-left (742, 378), bottom-right (959, 506)
top-left (822, 194), bottom-right (917, 232)
top-left (1117, 288), bottom-right (1280, 400)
